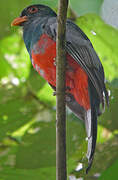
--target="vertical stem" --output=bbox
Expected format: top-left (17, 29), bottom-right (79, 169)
top-left (56, 0), bottom-right (68, 180)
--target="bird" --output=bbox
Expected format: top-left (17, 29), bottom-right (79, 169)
top-left (11, 4), bottom-right (109, 173)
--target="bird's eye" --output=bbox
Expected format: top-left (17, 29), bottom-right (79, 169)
top-left (28, 6), bottom-right (38, 14)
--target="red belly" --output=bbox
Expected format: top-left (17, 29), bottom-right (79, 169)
top-left (32, 34), bottom-right (90, 110)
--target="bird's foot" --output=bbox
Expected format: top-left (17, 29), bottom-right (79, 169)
top-left (53, 87), bottom-right (71, 96)
top-left (53, 91), bottom-right (56, 96)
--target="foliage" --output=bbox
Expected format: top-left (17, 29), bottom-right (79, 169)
top-left (0, 0), bottom-right (118, 179)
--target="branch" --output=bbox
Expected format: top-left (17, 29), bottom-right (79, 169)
top-left (56, 0), bottom-right (68, 180)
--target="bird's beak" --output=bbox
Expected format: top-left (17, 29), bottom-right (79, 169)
top-left (11, 16), bottom-right (28, 26)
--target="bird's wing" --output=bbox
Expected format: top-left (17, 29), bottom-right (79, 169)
top-left (66, 20), bottom-right (109, 109)
top-left (45, 18), bottom-right (109, 109)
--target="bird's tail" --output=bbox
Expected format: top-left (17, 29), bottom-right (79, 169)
top-left (85, 107), bottom-right (98, 173)
top-left (85, 79), bottom-right (100, 174)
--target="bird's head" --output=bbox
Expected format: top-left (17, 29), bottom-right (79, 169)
top-left (11, 4), bottom-right (56, 27)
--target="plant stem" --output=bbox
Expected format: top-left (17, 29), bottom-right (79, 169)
top-left (56, 0), bottom-right (68, 180)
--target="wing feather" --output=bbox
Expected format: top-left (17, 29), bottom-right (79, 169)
top-left (45, 17), bottom-right (109, 109)
top-left (66, 41), bottom-right (109, 110)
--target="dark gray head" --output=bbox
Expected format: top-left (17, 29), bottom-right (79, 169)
top-left (20, 4), bottom-right (56, 18)
top-left (11, 4), bottom-right (56, 26)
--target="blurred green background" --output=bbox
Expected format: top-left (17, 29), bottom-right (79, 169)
top-left (0, 0), bottom-right (118, 179)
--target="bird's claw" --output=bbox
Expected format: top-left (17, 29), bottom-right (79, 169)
top-left (53, 91), bottom-right (56, 96)
top-left (53, 87), bottom-right (71, 97)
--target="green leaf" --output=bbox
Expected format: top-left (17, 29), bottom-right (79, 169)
top-left (31, 0), bottom-right (58, 8)
top-left (70, 0), bottom-right (103, 16)
top-left (26, 68), bottom-right (46, 93)
top-left (0, 167), bottom-right (56, 180)
top-left (0, 86), bottom-right (39, 140)
top-left (0, 0), bottom-right (33, 38)
top-left (37, 83), bottom-right (56, 106)
top-left (0, 33), bottom-right (30, 80)
top-left (99, 159), bottom-right (118, 180)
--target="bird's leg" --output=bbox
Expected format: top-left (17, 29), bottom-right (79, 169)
top-left (53, 57), bottom-right (56, 66)
top-left (53, 86), bottom-right (71, 96)
top-left (53, 91), bottom-right (57, 96)
top-left (53, 58), bottom-right (72, 70)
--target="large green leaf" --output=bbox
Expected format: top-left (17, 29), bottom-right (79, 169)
top-left (70, 0), bottom-right (103, 16)
top-left (99, 159), bottom-right (118, 180)
top-left (0, 86), bottom-right (38, 140)
top-left (0, 33), bottom-right (30, 79)
top-left (32, 0), bottom-right (58, 8)
top-left (0, 167), bottom-right (56, 180)
top-left (0, 0), bottom-right (33, 39)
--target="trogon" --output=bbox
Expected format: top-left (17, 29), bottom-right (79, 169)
top-left (11, 4), bottom-right (109, 173)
